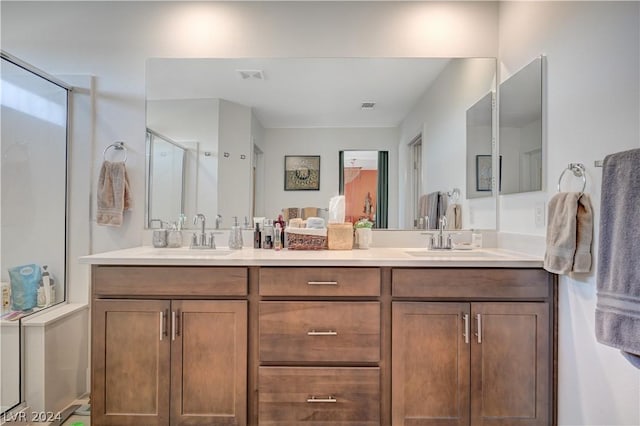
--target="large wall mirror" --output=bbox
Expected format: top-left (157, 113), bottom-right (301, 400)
top-left (146, 57), bottom-right (497, 229)
top-left (499, 56), bottom-right (543, 195)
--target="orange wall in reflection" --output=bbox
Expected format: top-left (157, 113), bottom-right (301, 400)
top-left (344, 169), bottom-right (377, 223)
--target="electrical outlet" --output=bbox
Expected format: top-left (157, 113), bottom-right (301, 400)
top-left (535, 202), bottom-right (546, 228)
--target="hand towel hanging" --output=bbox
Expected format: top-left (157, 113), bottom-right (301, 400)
top-left (97, 160), bottom-right (132, 227)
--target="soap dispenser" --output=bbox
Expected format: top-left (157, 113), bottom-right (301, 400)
top-left (229, 216), bottom-right (243, 250)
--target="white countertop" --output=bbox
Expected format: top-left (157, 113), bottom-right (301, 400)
top-left (80, 246), bottom-right (543, 268)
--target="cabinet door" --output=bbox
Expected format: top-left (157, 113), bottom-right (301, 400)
top-left (170, 300), bottom-right (247, 425)
top-left (92, 299), bottom-right (171, 426)
top-left (392, 302), bottom-right (471, 426)
top-left (471, 303), bottom-right (550, 426)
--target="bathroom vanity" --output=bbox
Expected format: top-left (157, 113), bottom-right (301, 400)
top-left (82, 248), bottom-right (556, 426)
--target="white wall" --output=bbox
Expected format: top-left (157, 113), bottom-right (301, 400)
top-left (499, 2), bottom-right (640, 425)
top-left (218, 100), bottom-right (253, 223)
top-left (262, 127), bottom-right (399, 224)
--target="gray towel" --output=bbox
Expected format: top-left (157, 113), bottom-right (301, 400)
top-left (426, 192), bottom-right (439, 229)
top-left (595, 148), bottom-right (640, 368)
top-left (543, 192), bottom-right (593, 274)
top-left (97, 161), bottom-right (132, 227)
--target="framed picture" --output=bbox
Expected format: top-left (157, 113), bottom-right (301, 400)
top-left (284, 155), bottom-right (320, 190)
top-left (476, 154), bottom-right (493, 191)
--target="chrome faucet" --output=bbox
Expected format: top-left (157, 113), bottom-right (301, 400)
top-left (424, 216), bottom-right (452, 250)
top-left (191, 213), bottom-right (213, 248)
top-left (215, 214), bottom-right (223, 230)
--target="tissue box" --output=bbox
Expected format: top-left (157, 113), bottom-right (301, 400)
top-left (327, 223), bottom-right (353, 250)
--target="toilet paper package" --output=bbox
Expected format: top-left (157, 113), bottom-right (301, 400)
top-left (328, 196), bottom-right (346, 224)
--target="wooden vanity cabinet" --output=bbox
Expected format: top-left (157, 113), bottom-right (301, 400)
top-left (257, 267), bottom-right (382, 426)
top-left (391, 269), bottom-right (554, 426)
top-left (91, 266), bottom-right (248, 426)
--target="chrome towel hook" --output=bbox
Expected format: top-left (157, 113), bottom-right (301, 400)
top-left (557, 162), bottom-right (586, 195)
top-left (103, 141), bottom-right (127, 163)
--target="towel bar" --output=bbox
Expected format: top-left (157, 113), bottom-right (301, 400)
top-left (103, 141), bottom-right (127, 163)
top-left (557, 163), bottom-right (586, 195)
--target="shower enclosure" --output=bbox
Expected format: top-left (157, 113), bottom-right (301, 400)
top-left (0, 51), bottom-right (69, 415)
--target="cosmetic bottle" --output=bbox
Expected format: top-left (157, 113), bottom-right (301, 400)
top-left (42, 265), bottom-right (52, 307)
top-left (274, 224), bottom-right (282, 251)
top-left (471, 231), bottom-right (483, 249)
top-left (262, 220), bottom-right (274, 249)
top-left (275, 214), bottom-right (286, 247)
top-left (254, 223), bottom-right (262, 248)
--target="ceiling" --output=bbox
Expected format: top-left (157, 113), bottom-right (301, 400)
top-left (146, 57), bottom-right (450, 128)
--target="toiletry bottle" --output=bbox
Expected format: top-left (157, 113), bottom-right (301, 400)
top-left (275, 214), bottom-right (286, 247)
top-left (274, 224), bottom-right (282, 251)
top-left (471, 231), bottom-right (483, 248)
top-left (41, 265), bottom-right (52, 307)
top-left (167, 222), bottom-right (183, 248)
top-left (264, 235), bottom-right (273, 249)
top-left (254, 223), bottom-right (262, 248)
top-left (263, 220), bottom-right (274, 249)
top-left (1, 283), bottom-right (10, 313)
top-left (229, 216), bottom-right (243, 249)
top-left (37, 282), bottom-right (46, 308)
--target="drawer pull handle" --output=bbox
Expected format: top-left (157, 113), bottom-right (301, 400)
top-left (171, 311), bottom-right (176, 341)
top-left (160, 311), bottom-right (164, 341)
top-left (307, 330), bottom-right (338, 336)
top-left (307, 281), bottom-right (338, 286)
top-left (463, 313), bottom-right (470, 344)
top-left (307, 396), bottom-right (337, 403)
top-left (476, 313), bottom-right (482, 344)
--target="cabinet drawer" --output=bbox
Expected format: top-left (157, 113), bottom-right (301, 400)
top-left (258, 367), bottom-right (380, 425)
top-left (92, 266), bottom-right (247, 297)
top-left (259, 302), bottom-right (380, 362)
top-left (259, 267), bottom-right (380, 297)
top-left (392, 268), bottom-right (551, 299)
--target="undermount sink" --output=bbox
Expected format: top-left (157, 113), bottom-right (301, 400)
top-left (404, 250), bottom-right (506, 258)
top-left (140, 247), bottom-right (234, 257)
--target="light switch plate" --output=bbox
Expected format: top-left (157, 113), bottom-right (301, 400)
top-left (535, 202), bottom-right (546, 228)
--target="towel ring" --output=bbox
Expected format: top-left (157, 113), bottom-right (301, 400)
top-left (103, 141), bottom-right (127, 163)
top-left (557, 163), bottom-right (586, 195)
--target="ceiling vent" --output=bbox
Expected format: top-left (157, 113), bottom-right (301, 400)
top-left (361, 102), bottom-right (376, 110)
top-left (236, 69), bottom-right (264, 80)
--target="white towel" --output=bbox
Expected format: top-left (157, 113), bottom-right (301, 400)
top-left (97, 161), bottom-right (132, 227)
top-left (445, 204), bottom-right (462, 230)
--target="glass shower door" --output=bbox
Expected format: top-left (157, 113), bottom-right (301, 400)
top-left (0, 52), bottom-right (69, 414)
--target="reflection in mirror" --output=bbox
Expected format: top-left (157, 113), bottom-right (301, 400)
top-left (466, 92), bottom-right (495, 199)
top-left (339, 150), bottom-right (389, 228)
top-left (145, 130), bottom-right (186, 227)
top-left (146, 58), bottom-right (497, 229)
top-left (499, 56), bottom-right (543, 194)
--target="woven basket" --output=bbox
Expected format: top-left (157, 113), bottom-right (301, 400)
top-left (286, 230), bottom-right (327, 250)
